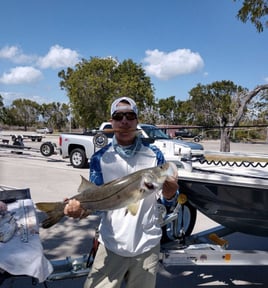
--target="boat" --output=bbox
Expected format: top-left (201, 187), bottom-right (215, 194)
top-left (177, 159), bottom-right (268, 237)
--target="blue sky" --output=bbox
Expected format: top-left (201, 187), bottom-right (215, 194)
top-left (0, 0), bottom-right (267, 106)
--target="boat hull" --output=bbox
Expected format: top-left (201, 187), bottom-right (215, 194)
top-left (178, 169), bottom-right (268, 237)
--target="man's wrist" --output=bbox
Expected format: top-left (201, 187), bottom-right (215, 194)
top-left (164, 190), bottom-right (179, 201)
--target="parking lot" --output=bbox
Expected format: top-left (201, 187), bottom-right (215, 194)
top-left (0, 133), bottom-right (268, 287)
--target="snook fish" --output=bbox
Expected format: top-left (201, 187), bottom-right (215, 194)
top-left (36, 162), bottom-right (177, 228)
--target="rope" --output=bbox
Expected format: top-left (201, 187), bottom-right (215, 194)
top-left (197, 158), bottom-right (268, 168)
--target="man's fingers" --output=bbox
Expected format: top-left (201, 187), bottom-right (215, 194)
top-left (64, 199), bottom-right (83, 218)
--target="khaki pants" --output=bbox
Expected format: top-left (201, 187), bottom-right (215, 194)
top-left (84, 243), bottom-right (160, 288)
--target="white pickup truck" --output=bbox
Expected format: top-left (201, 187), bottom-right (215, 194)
top-left (59, 122), bottom-right (204, 168)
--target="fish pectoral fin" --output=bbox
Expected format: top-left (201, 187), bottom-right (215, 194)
top-left (126, 202), bottom-right (140, 216)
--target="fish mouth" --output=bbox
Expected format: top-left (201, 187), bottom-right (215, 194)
top-left (144, 182), bottom-right (155, 190)
top-left (142, 162), bottom-right (177, 190)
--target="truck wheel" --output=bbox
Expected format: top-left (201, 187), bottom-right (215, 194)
top-left (193, 136), bottom-right (200, 142)
top-left (70, 148), bottom-right (88, 168)
top-left (40, 142), bottom-right (54, 157)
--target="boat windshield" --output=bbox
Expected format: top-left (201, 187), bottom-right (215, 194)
top-left (140, 125), bottom-right (170, 139)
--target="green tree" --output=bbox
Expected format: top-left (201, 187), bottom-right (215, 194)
top-left (58, 57), bottom-right (154, 128)
top-left (113, 59), bottom-right (155, 113)
top-left (9, 99), bottom-right (40, 131)
top-left (189, 80), bottom-right (239, 128)
top-left (40, 102), bottom-right (70, 131)
top-left (234, 0), bottom-right (268, 32)
top-left (144, 96), bottom-right (201, 126)
top-left (189, 81), bottom-right (268, 151)
top-left (158, 96), bottom-right (178, 124)
top-left (59, 57), bottom-right (117, 128)
top-left (0, 94), bottom-right (5, 124)
top-left (176, 99), bottom-right (197, 125)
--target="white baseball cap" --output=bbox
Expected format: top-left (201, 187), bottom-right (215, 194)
top-left (110, 96), bottom-right (138, 116)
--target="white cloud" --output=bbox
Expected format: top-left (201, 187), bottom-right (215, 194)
top-left (0, 45), bottom-right (36, 64)
top-left (0, 44), bottom-right (80, 69)
top-left (0, 91), bottom-right (46, 106)
top-left (37, 45), bottom-right (80, 69)
top-left (143, 49), bottom-right (204, 80)
top-left (0, 44), bottom-right (80, 86)
top-left (0, 66), bottom-right (42, 85)
top-left (0, 46), bottom-right (18, 58)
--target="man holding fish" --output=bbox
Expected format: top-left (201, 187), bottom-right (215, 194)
top-left (63, 97), bottom-right (179, 288)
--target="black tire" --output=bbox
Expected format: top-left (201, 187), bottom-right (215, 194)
top-left (176, 136), bottom-right (183, 140)
top-left (176, 201), bottom-right (196, 236)
top-left (40, 142), bottom-right (54, 157)
top-left (193, 136), bottom-right (200, 142)
top-left (161, 201), bottom-right (197, 243)
top-left (70, 148), bottom-right (88, 168)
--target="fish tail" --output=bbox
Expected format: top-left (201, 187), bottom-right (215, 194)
top-left (35, 202), bottom-right (65, 228)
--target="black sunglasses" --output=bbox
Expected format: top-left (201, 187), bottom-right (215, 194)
top-left (112, 112), bottom-right (137, 121)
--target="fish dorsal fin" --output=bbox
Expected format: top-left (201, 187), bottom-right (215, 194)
top-left (126, 201), bottom-right (140, 216)
top-left (78, 175), bottom-right (97, 193)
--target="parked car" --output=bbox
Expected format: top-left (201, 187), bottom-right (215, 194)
top-left (139, 124), bottom-right (204, 159)
top-left (175, 129), bottom-right (202, 142)
top-left (36, 127), bottom-right (53, 134)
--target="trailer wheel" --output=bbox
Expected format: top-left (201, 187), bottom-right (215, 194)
top-left (70, 148), bottom-right (88, 168)
top-left (161, 201), bottom-right (197, 243)
top-left (40, 142), bottom-right (54, 157)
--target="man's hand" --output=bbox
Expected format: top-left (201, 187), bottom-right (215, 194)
top-left (64, 199), bottom-right (85, 219)
top-left (162, 172), bottom-right (179, 200)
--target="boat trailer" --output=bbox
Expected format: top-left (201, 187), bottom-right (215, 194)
top-left (45, 197), bottom-right (268, 282)
top-left (0, 186), bottom-right (267, 286)
top-left (0, 134), bottom-right (57, 157)
top-left (45, 225), bottom-right (268, 283)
